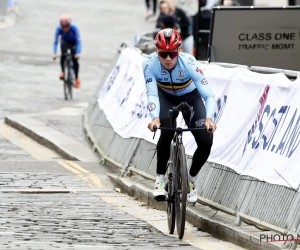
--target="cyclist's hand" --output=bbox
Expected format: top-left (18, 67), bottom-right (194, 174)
top-left (205, 117), bottom-right (216, 133)
top-left (148, 117), bottom-right (160, 132)
top-left (52, 54), bottom-right (57, 60)
top-left (74, 54), bottom-right (80, 59)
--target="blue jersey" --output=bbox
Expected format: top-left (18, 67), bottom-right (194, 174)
top-left (142, 52), bottom-right (216, 120)
top-left (53, 24), bottom-right (82, 54)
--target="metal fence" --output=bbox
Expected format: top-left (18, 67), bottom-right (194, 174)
top-left (84, 43), bottom-right (300, 250)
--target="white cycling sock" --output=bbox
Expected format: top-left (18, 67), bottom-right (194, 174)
top-left (156, 174), bottom-right (165, 182)
top-left (188, 172), bottom-right (196, 183)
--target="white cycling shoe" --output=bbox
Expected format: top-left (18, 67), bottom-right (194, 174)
top-left (187, 181), bottom-right (198, 203)
top-left (153, 181), bottom-right (167, 201)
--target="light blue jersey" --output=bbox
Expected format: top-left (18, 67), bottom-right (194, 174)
top-left (142, 52), bottom-right (216, 120)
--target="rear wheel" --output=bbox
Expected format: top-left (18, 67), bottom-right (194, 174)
top-left (175, 145), bottom-right (188, 239)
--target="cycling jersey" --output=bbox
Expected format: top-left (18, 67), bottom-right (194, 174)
top-left (142, 52), bottom-right (216, 120)
top-left (53, 24), bottom-right (82, 54)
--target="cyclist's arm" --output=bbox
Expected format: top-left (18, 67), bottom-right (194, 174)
top-left (73, 26), bottom-right (82, 54)
top-left (187, 57), bottom-right (216, 120)
top-left (142, 59), bottom-right (159, 120)
top-left (53, 26), bottom-right (61, 54)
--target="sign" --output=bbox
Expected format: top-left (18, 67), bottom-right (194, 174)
top-left (208, 7), bottom-right (300, 70)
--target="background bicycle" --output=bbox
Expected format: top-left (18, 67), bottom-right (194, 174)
top-left (53, 46), bottom-right (75, 100)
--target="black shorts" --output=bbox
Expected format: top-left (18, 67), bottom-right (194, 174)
top-left (158, 88), bottom-right (206, 128)
top-left (61, 39), bottom-right (76, 55)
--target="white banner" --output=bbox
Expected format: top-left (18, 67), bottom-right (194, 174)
top-left (98, 48), bottom-right (300, 190)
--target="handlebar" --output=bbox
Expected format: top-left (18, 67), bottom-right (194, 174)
top-left (152, 124), bottom-right (213, 139)
top-left (151, 102), bottom-right (214, 139)
top-left (153, 125), bottom-right (211, 132)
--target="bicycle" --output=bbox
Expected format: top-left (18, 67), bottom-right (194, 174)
top-left (153, 102), bottom-right (212, 239)
top-left (54, 46), bottom-right (75, 100)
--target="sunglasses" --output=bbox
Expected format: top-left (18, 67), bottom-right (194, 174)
top-left (158, 51), bottom-right (178, 59)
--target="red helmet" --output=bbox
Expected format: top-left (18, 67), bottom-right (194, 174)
top-left (60, 15), bottom-right (71, 26)
top-left (155, 28), bottom-right (182, 50)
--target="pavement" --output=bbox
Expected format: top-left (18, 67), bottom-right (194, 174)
top-left (0, 160), bottom-right (199, 249)
top-left (5, 103), bottom-right (98, 162)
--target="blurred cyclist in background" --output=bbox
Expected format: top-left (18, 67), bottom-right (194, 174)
top-left (53, 15), bottom-right (82, 89)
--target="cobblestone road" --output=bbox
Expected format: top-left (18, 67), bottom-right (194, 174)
top-left (0, 162), bottom-right (198, 249)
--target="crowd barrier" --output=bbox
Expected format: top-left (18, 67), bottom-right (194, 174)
top-left (84, 43), bottom-right (300, 249)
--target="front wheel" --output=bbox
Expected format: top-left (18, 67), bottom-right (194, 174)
top-left (63, 59), bottom-right (73, 100)
top-left (175, 145), bottom-right (188, 239)
top-left (167, 171), bottom-right (175, 234)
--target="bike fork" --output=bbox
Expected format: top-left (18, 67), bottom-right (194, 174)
top-left (166, 172), bottom-right (174, 203)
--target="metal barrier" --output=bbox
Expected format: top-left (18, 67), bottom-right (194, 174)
top-left (84, 43), bottom-right (300, 250)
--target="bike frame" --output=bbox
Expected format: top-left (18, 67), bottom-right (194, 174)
top-left (65, 48), bottom-right (74, 83)
top-left (167, 128), bottom-right (186, 203)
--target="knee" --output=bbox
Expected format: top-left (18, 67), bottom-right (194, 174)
top-left (160, 130), bottom-right (174, 140)
top-left (72, 57), bottom-right (78, 64)
top-left (157, 130), bottom-right (174, 146)
top-left (193, 131), bottom-right (213, 148)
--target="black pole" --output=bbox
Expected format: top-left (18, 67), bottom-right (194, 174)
top-left (289, 0), bottom-right (296, 5)
top-left (195, 1), bottom-right (201, 59)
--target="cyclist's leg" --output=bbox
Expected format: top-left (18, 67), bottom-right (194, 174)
top-left (187, 96), bottom-right (213, 176)
top-left (60, 39), bottom-right (68, 79)
top-left (71, 45), bottom-right (80, 88)
top-left (71, 46), bottom-right (79, 78)
top-left (156, 89), bottom-right (176, 175)
top-left (184, 97), bottom-right (213, 202)
top-left (153, 89), bottom-right (175, 199)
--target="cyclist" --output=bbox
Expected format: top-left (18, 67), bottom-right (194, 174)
top-left (142, 28), bottom-right (217, 203)
top-left (52, 15), bottom-right (81, 89)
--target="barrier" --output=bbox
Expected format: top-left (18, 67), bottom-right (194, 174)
top-left (85, 43), bottom-right (300, 249)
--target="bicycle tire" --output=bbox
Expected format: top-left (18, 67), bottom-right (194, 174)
top-left (63, 58), bottom-right (73, 100)
top-left (167, 164), bottom-right (175, 234)
top-left (63, 81), bottom-right (68, 100)
top-left (67, 78), bottom-right (73, 100)
top-left (63, 60), bottom-right (69, 100)
top-left (175, 144), bottom-right (188, 239)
